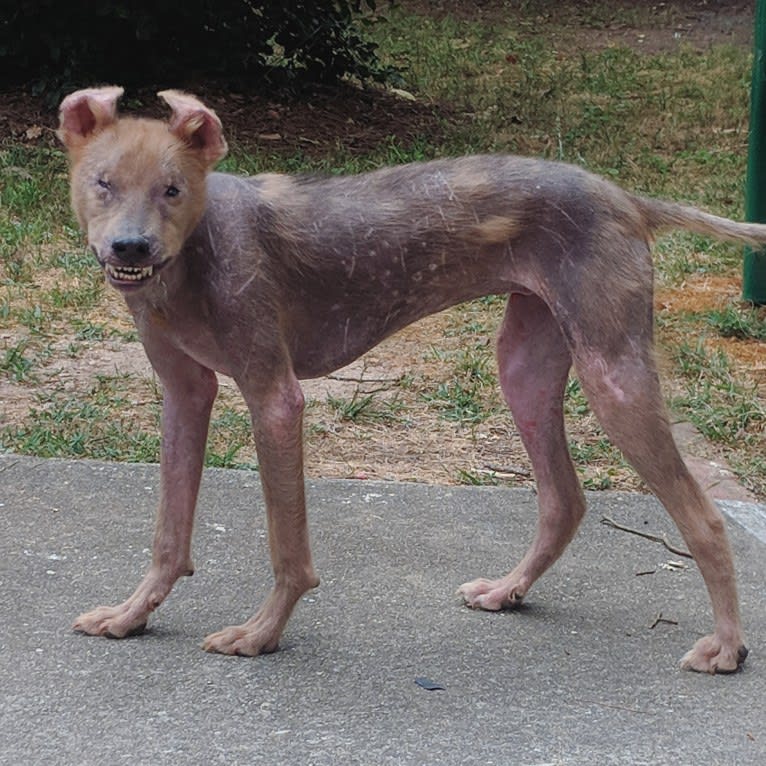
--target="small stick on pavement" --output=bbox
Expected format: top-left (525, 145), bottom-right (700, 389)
top-left (649, 612), bottom-right (679, 629)
top-left (600, 516), bottom-right (693, 559)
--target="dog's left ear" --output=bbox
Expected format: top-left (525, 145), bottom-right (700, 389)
top-left (158, 90), bottom-right (228, 167)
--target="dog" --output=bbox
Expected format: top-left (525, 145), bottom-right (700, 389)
top-left (57, 86), bottom-right (763, 673)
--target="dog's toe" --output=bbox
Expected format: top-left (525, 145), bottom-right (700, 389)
top-left (680, 634), bottom-right (748, 674)
top-left (105, 622), bottom-right (147, 639)
top-left (457, 577), bottom-right (525, 611)
top-left (203, 621), bottom-right (281, 656)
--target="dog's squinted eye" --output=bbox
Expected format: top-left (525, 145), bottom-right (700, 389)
top-left (97, 178), bottom-right (111, 190)
top-left (165, 185), bottom-right (180, 198)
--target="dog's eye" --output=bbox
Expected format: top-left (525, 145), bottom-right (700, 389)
top-left (165, 185), bottom-right (180, 198)
top-left (97, 178), bottom-right (111, 190)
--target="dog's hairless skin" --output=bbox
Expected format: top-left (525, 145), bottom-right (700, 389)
top-left (58, 86), bottom-right (760, 672)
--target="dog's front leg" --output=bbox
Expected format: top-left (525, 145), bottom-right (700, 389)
top-left (73, 355), bottom-right (217, 639)
top-left (203, 372), bottom-right (319, 655)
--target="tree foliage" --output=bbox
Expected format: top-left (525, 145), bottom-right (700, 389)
top-left (0, 0), bottom-right (391, 96)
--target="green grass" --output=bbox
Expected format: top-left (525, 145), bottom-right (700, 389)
top-left (1, 2), bottom-right (763, 493)
top-left (671, 341), bottom-right (766, 445)
top-left (702, 303), bottom-right (766, 341)
top-left (421, 341), bottom-right (498, 425)
top-left (669, 337), bottom-right (766, 497)
top-left (0, 376), bottom-right (161, 462)
top-left (205, 408), bottom-right (258, 469)
top-left (1, 340), bottom-right (37, 382)
top-left (372, 7), bottom-right (750, 204)
top-left (456, 468), bottom-right (499, 486)
top-left (0, 147), bottom-right (71, 273)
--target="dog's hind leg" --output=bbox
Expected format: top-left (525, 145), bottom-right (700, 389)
top-left (458, 292), bottom-right (586, 609)
top-left (575, 342), bottom-right (747, 673)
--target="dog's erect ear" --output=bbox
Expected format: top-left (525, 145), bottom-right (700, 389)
top-left (158, 90), bottom-right (228, 166)
top-left (57, 86), bottom-right (124, 150)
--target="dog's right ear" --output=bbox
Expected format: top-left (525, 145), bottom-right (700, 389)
top-left (57, 86), bottom-right (124, 151)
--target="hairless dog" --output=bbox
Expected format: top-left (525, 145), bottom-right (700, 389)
top-left (57, 86), bottom-right (763, 673)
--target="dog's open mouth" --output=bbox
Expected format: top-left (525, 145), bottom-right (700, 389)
top-left (105, 263), bottom-right (155, 283)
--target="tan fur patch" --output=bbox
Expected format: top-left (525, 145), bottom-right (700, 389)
top-left (257, 173), bottom-right (296, 202)
top-left (469, 214), bottom-right (520, 245)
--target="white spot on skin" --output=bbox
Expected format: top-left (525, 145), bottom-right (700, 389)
top-left (582, 353), bottom-right (628, 403)
top-left (604, 370), bottom-right (626, 403)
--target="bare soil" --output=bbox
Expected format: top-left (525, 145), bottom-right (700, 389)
top-left (1, 1), bottom-right (761, 497)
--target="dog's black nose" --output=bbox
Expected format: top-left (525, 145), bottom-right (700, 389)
top-left (112, 237), bottom-right (150, 261)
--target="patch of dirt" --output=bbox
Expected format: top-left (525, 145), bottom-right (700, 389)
top-left (413, 0), bottom-right (754, 53)
top-left (0, 81), bottom-right (451, 160)
top-left (565, 0), bottom-right (753, 54)
top-left (657, 273), bottom-right (766, 386)
top-left (1, 1), bottom-right (761, 497)
top-left (656, 273), bottom-right (741, 313)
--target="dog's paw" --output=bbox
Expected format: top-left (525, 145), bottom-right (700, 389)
top-left (457, 577), bottom-right (526, 611)
top-left (73, 606), bottom-right (147, 639)
top-left (679, 634), bottom-right (748, 675)
top-left (202, 623), bottom-right (280, 656)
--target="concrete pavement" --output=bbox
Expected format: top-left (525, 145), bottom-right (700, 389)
top-left (1, 453), bottom-right (765, 765)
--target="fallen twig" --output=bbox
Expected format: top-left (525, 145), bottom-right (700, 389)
top-left (483, 463), bottom-right (532, 478)
top-left (600, 516), bottom-right (692, 559)
top-left (325, 374), bottom-right (399, 385)
top-left (649, 612), bottom-right (679, 629)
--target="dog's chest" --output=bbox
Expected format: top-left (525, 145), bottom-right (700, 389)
top-left (138, 304), bottom-right (236, 377)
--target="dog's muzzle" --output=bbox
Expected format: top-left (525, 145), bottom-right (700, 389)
top-left (98, 236), bottom-right (166, 288)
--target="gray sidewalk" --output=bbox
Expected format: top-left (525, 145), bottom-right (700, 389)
top-left (1, 453), bottom-right (765, 765)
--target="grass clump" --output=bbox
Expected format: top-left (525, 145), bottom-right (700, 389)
top-left (1, 2), bottom-right (762, 493)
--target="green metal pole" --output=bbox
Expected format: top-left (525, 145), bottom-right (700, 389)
top-left (744, 0), bottom-right (766, 304)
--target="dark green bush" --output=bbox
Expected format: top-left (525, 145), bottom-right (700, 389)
top-left (0, 1), bottom-right (391, 97)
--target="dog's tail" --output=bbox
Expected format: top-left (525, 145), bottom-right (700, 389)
top-left (638, 196), bottom-right (766, 247)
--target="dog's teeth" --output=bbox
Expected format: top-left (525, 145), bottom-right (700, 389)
top-left (105, 264), bottom-right (154, 281)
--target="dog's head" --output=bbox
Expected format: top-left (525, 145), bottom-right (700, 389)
top-left (58, 87), bottom-right (228, 292)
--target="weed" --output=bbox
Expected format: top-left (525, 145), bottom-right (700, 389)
top-left (1, 377), bottom-right (162, 462)
top-left (18, 304), bottom-right (46, 335)
top-left (457, 468), bottom-right (498, 486)
top-left (582, 473), bottom-right (615, 491)
top-left (328, 391), bottom-right (375, 422)
top-left (564, 378), bottom-right (590, 417)
top-left (206, 407), bottom-right (258, 469)
top-left (327, 389), bottom-right (404, 424)
top-left (568, 436), bottom-right (619, 464)
top-left (49, 249), bottom-right (94, 274)
top-left (1, 340), bottom-right (36, 382)
top-left (728, 452), bottom-right (766, 498)
top-left (702, 303), bottom-right (766, 341)
top-left (73, 322), bottom-right (111, 341)
top-left (1, 4), bottom-right (762, 495)
top-left (48, 282), bottom-right (103, 311)
top-left (671, 341), bottom-right (765, 444)
top-left (422, 379), bottom-right (490, 424)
